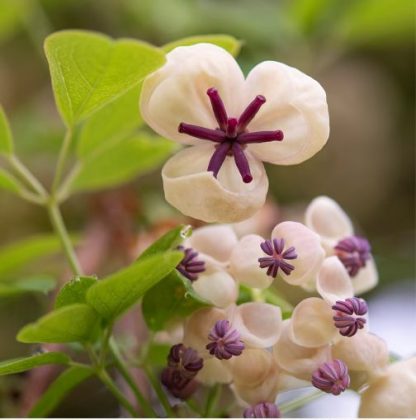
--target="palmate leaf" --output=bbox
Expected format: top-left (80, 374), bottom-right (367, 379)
top-left (44, 30), bottom-right (165, 126)
top-left (0, 168), bottom-right (22, 194)
top-left (0, 106), bottom-right (13, 155)
top-left (55, 276), bottom-right (97, 309)
top-left (0, 276), bottom-right (56, 297)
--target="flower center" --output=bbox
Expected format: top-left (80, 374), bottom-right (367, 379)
top-left (334, 235), bottom-right (371, 277)
top-left (258, 238), bottom-right (297, 277)
top-left (176, 246), bottom-right (205, 282)
top-left (312, 359), bottom-right (350, 395)
top-left (206, 319), bottom-right (245, 360)
top-left (243, 402), bottom-right (281, 418)
top-left (178, 87), bottom-right (284, 183)
top-left (332, 297), bottom-right (368, 337)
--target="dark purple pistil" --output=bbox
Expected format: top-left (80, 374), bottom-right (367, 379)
top-left (332, 297), bottom-right (368, 337)
top-left (334, 235), bottom-right (371, 277)
top-left (178, 87), bottom-right (284, 183)
top-left (176, 246), bottom-right (205, 282)
top-left (258, 238), bottom-right (297, 277)
top-left (206, 319), bottom-right (245, 360)
top-left (312, 359), bottom-right (350, 395)
top-left (243, 402), bottom-right (281, 418)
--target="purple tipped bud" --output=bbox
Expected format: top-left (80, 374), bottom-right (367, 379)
top-left (176, 246), bottom-right (205, 282)
top-left (206, 320), bottom-right (244, 360)
top-left (312, 359), bottom-right (350, 395)
top-left (161, 367), bottom-right (198, 399)
top-left (167, 343), bottom-right (203, 379)
top-left (243, 402), bottom-right (280, 418)
top-left (332, 297), bottom-right (368, 337)
top-left (334, 235), bottom-right (371, 277)
top-left (258, 238), bottom-right (297, 278)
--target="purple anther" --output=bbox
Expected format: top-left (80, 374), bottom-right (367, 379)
top-left (167, 343), bottom-right (204, 379)
top-left (258, 238), bottom-right (297, 277)
top-left (161, 367), bottom-right (198, 399)
top-left (243, 402), bottom-right (281, 418)
top-left (312, 359), bottom-right (350, 395)
top-left (206, 320), bottom-right (245, 360)
top-left (332, 297), bottom-right (368, 337)
top-left (178, 87), bottom-right (284, 183)
top-left (176, 246), bottom-right (205, 282)
top-left (207, 87), bottom-right (228, 131)
top-left (334, 235), bottom-right (371, 277)
top-left (237, 95), bottom-right (266, 133)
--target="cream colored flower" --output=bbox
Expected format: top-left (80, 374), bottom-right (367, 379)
top-left (140, 44), bottom-right (329, 223)
top-left (305, 196), bottom-right (378, 294)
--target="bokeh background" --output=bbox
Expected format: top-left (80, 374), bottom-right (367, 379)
top-left (0, 0), bottom-right (414, 417)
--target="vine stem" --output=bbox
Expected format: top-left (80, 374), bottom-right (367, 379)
top-left (279, 390), bottom-right (323, 414)
top-left (204, 384), bottom-right (221, 417)
top-left (47, 200), bottom-right (82, 276)
top-left (52, 129), bottom-right (72, 194)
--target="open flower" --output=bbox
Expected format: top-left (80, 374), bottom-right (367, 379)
top-left (305, 196), bottom-right (378, 294)
top-left (140, 44), bottom-right (329, 223)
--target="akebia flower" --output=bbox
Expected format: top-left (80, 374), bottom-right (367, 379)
top-left (140, 44), bottom-right (329, 223)
top-left (311, 359), bottom-right (350, 395)
top-left (243, 402), bottom-right (281, 418)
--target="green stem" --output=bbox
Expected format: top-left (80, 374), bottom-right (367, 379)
top-left (186, 398), bottom-right (202, 416)
top-left (109, 340), bottom-right (157, 418)
top-left (52, 129), bottom-right (72, 194)
top-left (204, 384), bottom-right (221, 417)
top-left (279, 390), bottom-right (323, 414)
top-left (47, 200), bottom-right (82, 276)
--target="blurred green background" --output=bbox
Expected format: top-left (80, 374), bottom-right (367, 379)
top-left (0, 0), bottom-right (414, 416)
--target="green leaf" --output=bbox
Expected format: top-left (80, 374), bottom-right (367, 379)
top-left (139, 224), bottom-right (191, 260)
top-left (77, 86), bottom-right (143, 159)
top-left (163, 34), bottom-right (242, 56)
top-left (17, 304), bottom-right (99, 344)
top-left (0, 352), bottom-right (69, 376)
top-left (69, 134), bottom-right (176, 192)
top-left (0, 168), bottom-right (22, 193)
top-left (55, 276), bottom-right (97, 309)
top-left (142, 270), bottom-right (210, 331)
top-left (44, 30), bottom-right (165, 126)
top-left (0, 106), bottom-right (13, 155)
top-left (86, 251), bottom-right (183, 322)
top-left (144, 343), bottom-right (170, 367)
top-left (29, 366), bottom-right (93, 417)
top-left (0, 276), bottom-right (56, 297)
top-left (0, 235), bottom-right (62, 277)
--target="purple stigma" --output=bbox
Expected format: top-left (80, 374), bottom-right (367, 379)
top-left (178, 87), bottom-right (284, 183)
top-left (206, 320), bottom-right (245, 360)
top-left (258, 238), bottom-right (297, 277)
top-left (312, 359), bottom-right (350, 395)
top-left (332, 297), bottom-right (368, 337)
top-left (334, 235), bottom-right (371, 277)
top-left (243, 402), bottom-right (281, 418)
top-left (176, 246), bottom-right (205, 282)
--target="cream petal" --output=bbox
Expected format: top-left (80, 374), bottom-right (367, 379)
top-left (192, 270), bottom-right (238, 308)
top-left (229, 234), bottom-right (273, 289)
top-left (351, 257), bottom-right (378, 295)
top-left (162, 145), bottom-right (268, 223)
top-left (289, 297), bottom-right (338, 348)
top-left (140, 43), bottom-right (245, 145)
top-left (230, 302), bottom-right (282, 348)
top-left (317, 256), bottom-right (354, 304)
top-left (183, 307), bottom-right (226, 356)
top-left (359, 358), bottom-right (416, 418)
top-left (188, 225), bottom-right (238, 263)
top-left (273, 321), bottom-right (331, 381)
top-left (197, 358), bottom-right (233, 385)
top-left (305, 196), bottom-right (353, 250)
top-left (270, 221), bottom-right (325, 286)
top-left (243, 61), bottom-right (329, 165)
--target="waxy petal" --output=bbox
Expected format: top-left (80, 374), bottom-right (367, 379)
top-left (162, 145), bottom-right (268, 223)
top-left (350, 257), bottom-right (378, 295)
top-left (140, 43), bottom-right (245, 145)
top-left (244, 61), bottom-right (329, 165)
top-left (196, 358), bottom-right (233, 385)
top-left (270, 221), bottom-right (325, 286)
top-left (305, 196), bottom-right (353, 251)
top-left (230, 234), bottom-right (273, 289)
top-left (317, 256), bottom-right (354, 305)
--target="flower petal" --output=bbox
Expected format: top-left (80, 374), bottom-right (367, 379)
top-left (271, 221), bottom-right (325, 286)
top-left (229, 234), bottom-right (273, 289)
top-left (317, 256), bottom-right (354, 304)
top-left (305, 196), bottom-right (353, 250)
top-left (351, 257), bottom-right (378, 295)
top-left (243, 61), bottom-right (329, 165)
top-left (140, 43), bottom-right (245, 145)
top-left (229, 302), bottom-right (282, 348)
top-left (289, 297), bottom-right (338, 347)
top-left (162, 145), bottom-right (268, 223)
top-left (197, 358), bottom-right (233, 385)
top-left (192, 270), bottom-right (238, 308)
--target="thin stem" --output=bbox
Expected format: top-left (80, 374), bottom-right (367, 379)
top-left (109, 339), bottom-right (157, 418)
top-left (279, 390), bottom-right (323, 414)
top-left (204, 384), bottom-right (221, 417)
top-left (186, 398), bottom-right (203, 417)
top-left (52, 129), bottom-right (72, 194)
top-left (47, 200), bottom-right (82, 276)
